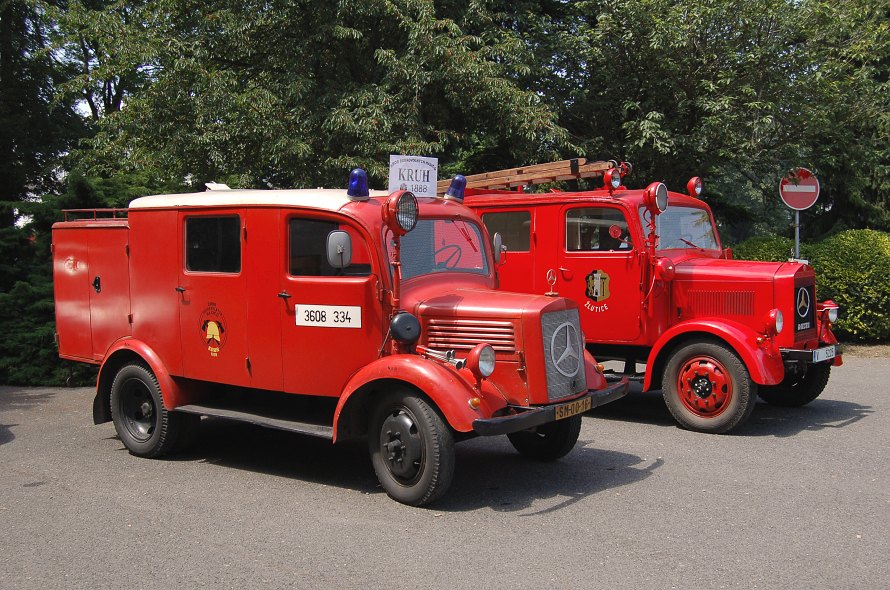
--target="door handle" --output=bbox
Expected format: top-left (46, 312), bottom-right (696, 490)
top-left (175, 286), bottom-right (186, 293)
top-left (277, 291), bottom-right (292, 299)
top-left (92, 276), bottom-right (101, 293)
top-left (558, 267), bottom-right (574, 280)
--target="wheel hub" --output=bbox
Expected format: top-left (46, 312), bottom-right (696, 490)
top-left (676, 356), bottom-right (732, 417)
top-left (379, 410), bottom-right (422, 481)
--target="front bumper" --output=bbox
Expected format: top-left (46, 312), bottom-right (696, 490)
top-left (472, 378), bottom-right (629, 437)
top-left (781, 344), bottom-right (842, 364)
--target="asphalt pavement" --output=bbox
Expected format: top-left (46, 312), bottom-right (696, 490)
top-left (1, 355), bottom-right (887, 589)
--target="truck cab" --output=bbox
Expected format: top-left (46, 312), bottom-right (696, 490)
top-left (456, 159), bottom-right (842, 434)
top-left (52, 170), bottom-right (627, 505)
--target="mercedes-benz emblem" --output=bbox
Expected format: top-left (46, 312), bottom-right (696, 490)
top-left (797, 287), bottom-right (811, 318)
top-left (551, 322), bottom-right (582, 377)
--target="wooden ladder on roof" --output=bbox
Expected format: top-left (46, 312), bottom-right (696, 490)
top-left (436, 158), bottom-right (626, 194)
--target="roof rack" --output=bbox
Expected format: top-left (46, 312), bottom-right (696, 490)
top-left (62, 208), bottom-right (129, 221)
top-left (436, 158), bottom-right (628, 194)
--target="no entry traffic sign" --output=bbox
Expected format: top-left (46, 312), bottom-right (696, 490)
top-left (779, 168), bottom-right (820, 210)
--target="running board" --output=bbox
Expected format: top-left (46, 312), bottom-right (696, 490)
top-left (175, 404), bottom-right (334, 440)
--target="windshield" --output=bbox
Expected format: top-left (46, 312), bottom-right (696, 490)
top-left (388, 217), bottom-right (490, 280)
top-left (640, 205), bottom-right (720, 251)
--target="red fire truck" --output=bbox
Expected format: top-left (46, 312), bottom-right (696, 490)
top-left (452, 159), bottom-right (842, 434)
top-left (52, 169), bottom-right (627, 505)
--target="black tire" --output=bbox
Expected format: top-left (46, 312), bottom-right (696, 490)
top-left (368, 390), bottom-right (455, 506)
top-left (758, 363), bottom-right (831, 407)
top-left (507, 414), bottom-right (582, 461)
top-left (661, 341), bottom-right (757, 434)
top-left (110, 362), bottom-right (183, 458)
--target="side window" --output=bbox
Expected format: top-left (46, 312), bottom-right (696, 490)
top-left (566, 208), bottom-right (633, 252)
top-left (481, 211), bottom-right (531, 252)
top-left (185, 216), bottom-right (241, 273)
top-left (289, 218), bottom-right (371, 277)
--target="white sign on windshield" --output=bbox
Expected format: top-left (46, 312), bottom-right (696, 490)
top-left (388, 155), bottom-right (438, 197)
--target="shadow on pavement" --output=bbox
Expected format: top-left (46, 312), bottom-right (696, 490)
top-left (585, 385), bottom-right (872, 438)
top-left (0, 387), bottom-right (62, 412)
top-left (158, 416), bottom-right (661, 512)
top-left (0, 423), bottom-right (15, 446)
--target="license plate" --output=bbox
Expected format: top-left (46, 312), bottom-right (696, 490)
top-left (554, 396), bottom-right (592, 420)
top-left (812, 345), bottom-right (836, 363)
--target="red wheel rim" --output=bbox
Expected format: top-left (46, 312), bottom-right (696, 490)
top-left (676, 355), bottom-right (733, 417)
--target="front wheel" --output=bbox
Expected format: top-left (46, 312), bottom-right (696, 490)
top-left (758, 363), bottom-right (831, 407)
top-left (368, 391), bottom-right (455, 506)
top-left (110, 362), bottom-right (185, 457)
top-left (661, 341), bottom-right (757, 434)
top-left (507, 415), bottom-right (582, 461)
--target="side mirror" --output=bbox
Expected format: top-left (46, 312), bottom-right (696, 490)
top-left (492, 232), bottom-right (507, 265)
top-left (327, 230), bottom-right (353, 269)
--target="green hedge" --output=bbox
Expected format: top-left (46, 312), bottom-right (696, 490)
top-left (733, 230), bottom-right (890, 341)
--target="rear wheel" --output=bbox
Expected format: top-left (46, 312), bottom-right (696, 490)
top-left (368, 390), bottom-right (455, 506)
top-left (662, 341), bottom-right (757, 434)
top-left (507, 415), bottom-right (582, 461)
top-left (758, 363), bottom-right (831, 407)
top-left (110, 362), bottom-right (184, 457)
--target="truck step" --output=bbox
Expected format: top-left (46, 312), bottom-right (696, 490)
top-left (175, 403), bottom-right (334, 440)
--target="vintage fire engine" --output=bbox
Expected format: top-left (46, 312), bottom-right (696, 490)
top-left (450, 158), bottom-right (842, 434)
top-left (52, 169), bottom-right (628, 505)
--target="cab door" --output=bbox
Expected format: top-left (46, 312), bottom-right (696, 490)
top-left (557, 205), bottom-right (643, 342)
top-left (279, 213), bottom-right (384, 397)
top-left (478, 208), bottom-right (537, 293)
top-left (177, 211), bottom-right (250, 386)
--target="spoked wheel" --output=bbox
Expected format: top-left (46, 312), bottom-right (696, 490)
top-left (758, 363), bottom-right (831, 407)
top-left (110, 363), bottom-right (185, 457)
top-left (662, 342), bottom-right (757, 434)
top-left (508, 414), bottom-right (582, 461)
top-left (368, 390), bottom-right (454, 506)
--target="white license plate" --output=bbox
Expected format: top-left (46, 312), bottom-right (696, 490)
top-left (295, 304), bottom-right (362, 328)
top-left (812, 345), bottom-right (836, 363)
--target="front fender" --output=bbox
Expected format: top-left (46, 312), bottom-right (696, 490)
top-left (644, 319), bottom-right (785, 391)
top-left (333, 355), bottom-right (506, 442)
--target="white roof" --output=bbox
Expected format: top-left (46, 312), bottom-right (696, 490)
top-left (128, 188), bottom-right (389, 211)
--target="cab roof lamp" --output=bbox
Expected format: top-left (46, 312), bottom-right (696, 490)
top-left (347, 168), bottom-right (370, 201)
top-left (604, 168), bottom-right (622, 191)
top-left (687, 176), bottom-right (703, 198)
top-left (445, 175), bottom-right (467, 202)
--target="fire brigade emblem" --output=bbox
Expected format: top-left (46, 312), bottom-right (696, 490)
top-left (199, 304), bottom-right (227, 357)
top-left (796, 287), bottom-right (811, 318)
top-left (585, 269), bottom-right (611, 303)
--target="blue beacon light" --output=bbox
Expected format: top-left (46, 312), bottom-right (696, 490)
top-left (347, 168), bottom-right (370, 200)
top-left (444, 174), bottom-right (467, 202)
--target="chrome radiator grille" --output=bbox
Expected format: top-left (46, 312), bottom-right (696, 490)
top-left (541, 309), bottom-right (587, 401)
top-left (424, 319), bottom-right (516, 354)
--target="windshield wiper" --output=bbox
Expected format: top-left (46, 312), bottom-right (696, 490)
top-left (679, 238), bottom-right (703, 249)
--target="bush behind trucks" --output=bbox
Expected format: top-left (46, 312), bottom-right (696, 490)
top-left (52, 170), bottom-right (628, 506)
top-left (453, 158), bottom-right (842, 434)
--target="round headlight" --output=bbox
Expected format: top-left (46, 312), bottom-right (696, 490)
top-left (827, 307), bottom-right (838, 323)
top-left (467, 343), bottom-right (496, 379)
top-left (604, 168), bottom-right (621, 190)
top-left (767, 308), bottom-right (784, 335)
top-left (383, 190), bottom-right (418, 235)
top-left (687, 176), bottom-right (703, 197)
top-left (644, 182), bottom-right (669, 213)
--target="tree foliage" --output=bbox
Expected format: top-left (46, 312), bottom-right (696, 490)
top-left (1, 0), bottom-right (889, 384)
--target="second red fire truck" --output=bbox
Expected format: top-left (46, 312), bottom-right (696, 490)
top-left (448, 159), bottom-right (842, 434)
